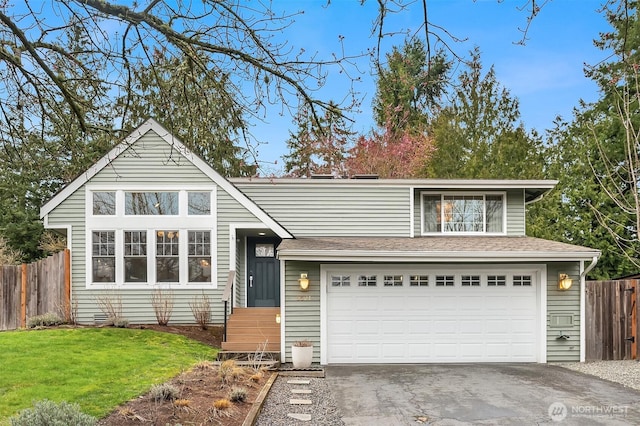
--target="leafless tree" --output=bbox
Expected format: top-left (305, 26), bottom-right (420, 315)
top-left (0, 1), bottom-right (546, 152)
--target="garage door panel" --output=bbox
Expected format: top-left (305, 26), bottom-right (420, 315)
top-left (326, 268), bottom-right (539, 363)
top-left (382, 320), bottom-right (405, 335)
top-left (356, 344), bottom-right (379, 360)
top-left (355, 320), bottom-right (379, 335)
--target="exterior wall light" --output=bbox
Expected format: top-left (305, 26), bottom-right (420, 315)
top-left (275, 313), bottom-right (281, 324)
top-left (298, 272), bottom-right (310, 291)
top-left (558, 274), bottom-right (573, 291)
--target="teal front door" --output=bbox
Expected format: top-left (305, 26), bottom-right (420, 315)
top-left (247, 237), bottom-right (280, 307)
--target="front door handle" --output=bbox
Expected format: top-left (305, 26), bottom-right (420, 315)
top-left (249, 275), bottom-right (253, 287)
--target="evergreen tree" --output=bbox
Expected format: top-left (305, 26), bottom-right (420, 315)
top-left (427, 49), bottom-right (544, 179)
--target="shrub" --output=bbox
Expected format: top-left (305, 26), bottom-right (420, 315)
top-left (104, 317), bottom-right (129, 328)
top-left (174, 399), bottom-right (191, 408)
top-left (27, 312), bottom-right (64, 328)
top-left (219, 360), bottom-right (242, 385)
top-left (249, 372), bottom-right (263, 383)
top-left (9, 399), bottom-right (96, 426)
top-left (212, 398), bottom-right (231, 410)
top-left (150, 288), bottom-right (174, 326)
top-left (229, 387), bottom-right (248, 403)
top-left (189, 292), bottom-right (211, 330)
top-left (150, 383), bottom-right (180, 402)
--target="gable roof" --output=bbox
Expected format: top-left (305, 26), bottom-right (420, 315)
top-left (277, 236), bottom-right (601, 262)
top-left (39, 118), bottom-right (293, 239)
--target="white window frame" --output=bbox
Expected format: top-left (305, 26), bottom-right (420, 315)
top-left (420, 191), bottom-right (507, 235)
top-left (85, 186), bottom-right (217, 289)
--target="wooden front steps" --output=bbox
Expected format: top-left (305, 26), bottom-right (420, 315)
top-left (221, 307), bottom-right (281, 353)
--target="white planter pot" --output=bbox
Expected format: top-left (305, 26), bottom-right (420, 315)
top-left (291, 345), bottom-right (313, 368)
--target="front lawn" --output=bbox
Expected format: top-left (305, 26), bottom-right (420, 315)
top-left (0, 327), bottom-right (217, 422)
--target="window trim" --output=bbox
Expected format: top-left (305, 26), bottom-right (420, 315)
top-left (85, 186), bottom-right (216, 289)
top-left (420, 191), bottom-right (507, 235)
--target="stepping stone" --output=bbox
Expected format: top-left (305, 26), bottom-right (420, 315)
top-left (287, 379), bottom-right (310, 384)
top-left (289, 399), bottom-right (312, 405)
top-left (288, 413), bottom-right (312, 421)
top-left (291, 389), bottom-right (312, 394)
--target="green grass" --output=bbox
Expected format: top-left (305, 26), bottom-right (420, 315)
top-left (0, 327), bottom-right (217, 423)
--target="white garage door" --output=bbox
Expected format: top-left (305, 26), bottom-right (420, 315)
top-left (326, 266), bottom-right (540, 363)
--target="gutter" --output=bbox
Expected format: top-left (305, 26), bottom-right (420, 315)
top-left (278, 250), bottom-right (602, 263)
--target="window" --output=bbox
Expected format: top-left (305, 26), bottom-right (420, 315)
top-left (410, 275), bottom-right (429, 287)
top-left (435, 275), bottom-right (454, 286)
top-left (513, 275), bottom-right (532, 286)
top-left (255, 243), bottom-right (275, 257)
top-left (487, 275), bottom-right (506, 286)
top-left (188, 231), bottom-right (211, 282)
top-left (93, 192), bottom-right (115, 215)
top-left (87, 189), bottom-right (215, 287)
top-left (384, 275), bottom-right (403, 287)
top-left (92, 231), bottom-right (115, 282)
top-left (156, 230), bottom-right (179, 282)
top-left (124, 231), bottom-right (147, 282)
top-left (188, 192), bottom-right (211, 215)
top-left (422, 193), bottom-right (504, 234)
top-left (125, 192), bottom-right (178, 215)
top-left (358, 275), bottom-right (377, 287)
top-left (331, 275), bottom-right (351, 287)
top-left (461, 275), bottom-right (481, 286)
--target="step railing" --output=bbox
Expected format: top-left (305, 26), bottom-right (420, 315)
top-left (221, 270), bottom-right (236, 343)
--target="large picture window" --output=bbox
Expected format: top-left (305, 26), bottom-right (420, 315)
top-left (92, 231), bottom-right (115, 282)
top-left (422, 193), bottom-right (504, 234)
top-left (124, 231), bottom-right (147, 282)
top-left (156, 230), bottom-right (180, 282)
top-left (125, 192), bottom-right (178, 215)
top-left (87, 188), bottom-right (215, 287)
top-left (188, 231), bottom-right (211, 282)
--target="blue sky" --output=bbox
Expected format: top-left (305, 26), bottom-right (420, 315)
top-left (251, 1), bottom-right (612, 173)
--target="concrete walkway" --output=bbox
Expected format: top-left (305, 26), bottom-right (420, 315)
top-left (325, 364), bottom-right (640, 425)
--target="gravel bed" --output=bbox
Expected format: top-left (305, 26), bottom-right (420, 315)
top-left (255, 375), bottom-right (345, 425)
top-left (556, 360), bottom-right (640, 390)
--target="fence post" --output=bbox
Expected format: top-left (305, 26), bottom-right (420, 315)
top-left (633, 280), bottom-right (638, 360)
top-left (64, 249), bottom-right (71, 321)
top-left (20, 263), bottom-right (27, 328)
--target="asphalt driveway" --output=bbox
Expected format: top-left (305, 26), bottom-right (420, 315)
top-left (325, 364), bottom-right (640, 425)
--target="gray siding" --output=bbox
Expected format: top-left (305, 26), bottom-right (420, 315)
top-left (283, 261), bottom-right (321, 363)
top-left (90, 133), bottom-right (212, 184)
top-left (45, 131), bottom-right (263, 325)
top-left (546, 262), bottom-right (581, 362)
top-left (412, 188), bottom-right (525, 236)
top-left (237, 183), bottom-right (410, 237)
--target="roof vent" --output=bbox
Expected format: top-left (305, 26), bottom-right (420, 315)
top-left (351, 174), bottom-right (379, 179)
top-left (310, 174), bottom-right (334, 179)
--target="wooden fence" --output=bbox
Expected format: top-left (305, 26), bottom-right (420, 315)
top-left (0, 249), bottom-right (70, 331)
top-left (585, 279), bottom-right (638, 360)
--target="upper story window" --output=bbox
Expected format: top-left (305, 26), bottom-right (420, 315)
top-left (93, 192), bottom-right (116, 215)
top-left (125, 192), bottom-right (178, 215)
top-left (421, 192), bottom-right (505, 234)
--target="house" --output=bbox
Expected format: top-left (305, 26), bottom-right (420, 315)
top-left (40, 118), bottom-right (600, 364)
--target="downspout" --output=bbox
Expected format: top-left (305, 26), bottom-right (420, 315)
top-left (580, 256), bottom-right (599, 362)
top-left (581, 256), bottom-right (599, 280)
